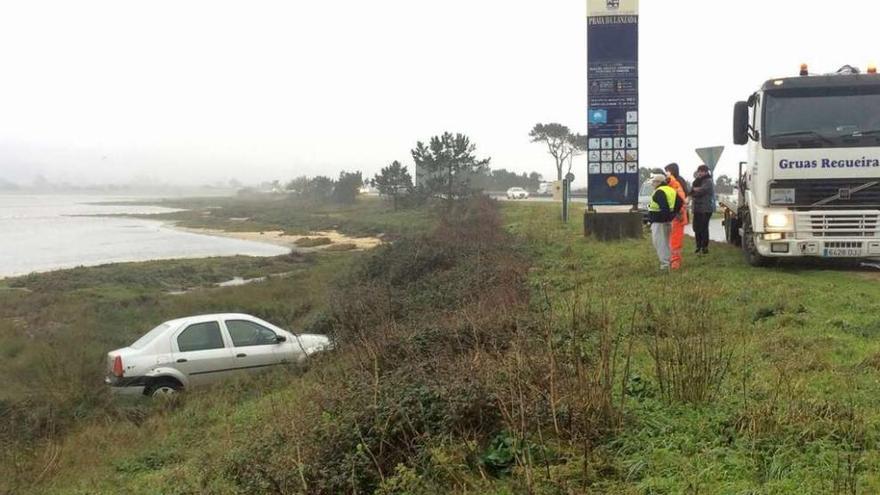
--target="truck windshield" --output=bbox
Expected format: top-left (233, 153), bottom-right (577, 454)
top-left (763, 87), bottom-right (880, 149)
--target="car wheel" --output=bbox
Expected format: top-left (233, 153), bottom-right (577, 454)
top-left (145, 378), bottom-right (182, 398)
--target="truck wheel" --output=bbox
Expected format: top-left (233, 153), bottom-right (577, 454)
top-left (145, 378), bottom-right (182, 398)
top-left (741, 213), bottom-right (768, 267)
top-left (724, 211), bottom-right (741, 247)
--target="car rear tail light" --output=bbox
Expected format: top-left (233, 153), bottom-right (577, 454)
top-left (113, 355), bottom-right (124, 377)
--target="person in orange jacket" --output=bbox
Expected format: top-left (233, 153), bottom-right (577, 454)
top-left (664, 163), bottom-right (689, 270)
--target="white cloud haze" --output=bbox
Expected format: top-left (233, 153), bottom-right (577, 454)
top-left (1, 0), bottom-right (879, 187)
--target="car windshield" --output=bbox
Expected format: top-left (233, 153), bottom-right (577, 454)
top-left (763, 86), bottom-right (880, 149)
top-left (639, 181), bottom-right (653, 197)
top-left (130, 323), bottom-right (169, 349)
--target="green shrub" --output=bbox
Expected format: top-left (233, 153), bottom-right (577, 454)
top-left (323, 242), bottom-right (357, 252)
top-left (295, 236), bottom-right (333, 247)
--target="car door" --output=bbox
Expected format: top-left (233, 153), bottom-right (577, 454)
top-left (223, 318), bottom-right (283, 372)
top-left (172, 319), bottom-right (235, 387)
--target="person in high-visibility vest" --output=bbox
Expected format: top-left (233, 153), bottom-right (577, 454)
top-left (647, 173), bottom-right (683, 271)
top-left (664, 163), bottom-right (689, 270)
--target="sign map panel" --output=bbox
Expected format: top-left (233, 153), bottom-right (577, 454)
top-left (587, 0), bottom-right (639, 206)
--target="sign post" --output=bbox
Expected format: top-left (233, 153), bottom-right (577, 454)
top-left (562, 172), bottom-right (575, 222)
top-left (695, 146), bottom-right (725, 172)
top-left (562, 178), bottom-right (569, 222)
top-left (583, 0), bottom-right (643, 240)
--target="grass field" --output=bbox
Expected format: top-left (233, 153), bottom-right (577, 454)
top-left (502, 201), bottom-right (880, 493)
top-left (5, 196), bottom-right (880, 494)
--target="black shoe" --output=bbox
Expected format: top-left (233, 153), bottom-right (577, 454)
top-left (694, 248), bottom-right (702, 254)
top-left (701, 247), bottom-right (709, 254)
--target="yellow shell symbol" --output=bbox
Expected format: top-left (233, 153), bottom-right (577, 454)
top-left (606, 176), bottom-right (619, 187)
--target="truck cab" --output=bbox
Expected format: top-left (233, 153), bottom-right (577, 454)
top-left (731, 64), bottom-right (880, 265)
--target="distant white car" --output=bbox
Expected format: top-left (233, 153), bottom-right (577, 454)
top-left (105, 313), bottom-right (331, 397)
top-left (506, 187), bottom-right (529, 200)
top-left (637, 180), bottom-right (656, 223)
top-left (637, 179), bottom-right (654, 211)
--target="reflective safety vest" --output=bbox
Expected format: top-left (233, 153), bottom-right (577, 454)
top-left (648, 185), bottom-right (677, 212)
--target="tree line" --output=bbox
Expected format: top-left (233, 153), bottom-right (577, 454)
top-left (249, 122), bottom-right (740, 207)
top-left (282, 132), bottom-right (545, 210)
top-left (284, 171), bottom-right (364, 204)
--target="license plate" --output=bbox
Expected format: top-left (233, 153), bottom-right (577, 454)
top-left (823, 248), bottom-right (861, 257)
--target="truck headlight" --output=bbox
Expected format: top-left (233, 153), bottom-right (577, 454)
top-left (765, 213), bottom-right (792, 229)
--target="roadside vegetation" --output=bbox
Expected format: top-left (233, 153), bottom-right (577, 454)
top-left (4, 192), bottom-right (880, 494)
top-left (502, 201), bottom-right (880, 493)
top-left (0, 196), bottom-right (428, 494)
top-left (122, 195), bottom-right (432, 238)
top-left (0, 250), bottom-right (344, 492)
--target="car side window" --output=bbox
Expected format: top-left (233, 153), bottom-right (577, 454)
top-left (226, 320), bottom-right (278, 347)
top-left (177, 321), bottom-right (225, 352)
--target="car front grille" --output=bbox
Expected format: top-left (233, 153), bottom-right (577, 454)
top-left (795, 211), bottom-right (880, 238)
top-left (770, 179), bottom-right (880, 207)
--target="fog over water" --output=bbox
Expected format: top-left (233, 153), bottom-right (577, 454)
top-left (0, 195), bottom-right (289, 278)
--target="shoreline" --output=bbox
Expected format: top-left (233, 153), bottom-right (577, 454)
top-left (0, 221), bottom-right (383, 282)
top-left (0, 194), bottom-right (387, 282)
top-left (169, 224), bottom-right (384, 251)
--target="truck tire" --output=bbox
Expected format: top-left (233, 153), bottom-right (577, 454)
top-left (741, 212), bottom-right (768, 267)
top-left (724, 210), bottom-right (741, 247)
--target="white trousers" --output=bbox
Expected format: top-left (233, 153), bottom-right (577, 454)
top-left (651, 222), bottom-right (672, 269)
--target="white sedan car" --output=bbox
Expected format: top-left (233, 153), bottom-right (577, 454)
top-left (506, 187), bottom-right (529, 200)
top-left (106, 313), bottom-right (331, 397)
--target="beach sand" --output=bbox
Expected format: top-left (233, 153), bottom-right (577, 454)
top-left (173, 227), bottom-right (383, 251)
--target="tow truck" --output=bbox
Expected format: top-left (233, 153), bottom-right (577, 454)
top-left (722, 64), bottom-right (880, 266)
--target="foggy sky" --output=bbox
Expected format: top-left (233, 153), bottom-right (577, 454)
top-left (1, 0), bottom-right (878, 188)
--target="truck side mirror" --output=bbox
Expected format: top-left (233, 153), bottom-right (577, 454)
top-left (733, 101), bottom-right (750, 145)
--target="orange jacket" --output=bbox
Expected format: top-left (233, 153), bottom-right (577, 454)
top-left (667, 175), bottom-right (689, 224)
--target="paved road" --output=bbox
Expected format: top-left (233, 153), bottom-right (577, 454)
top-left (686, 218), bottom-right (726, 242)
top-left (490, 194), bottom-right (557, 203)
